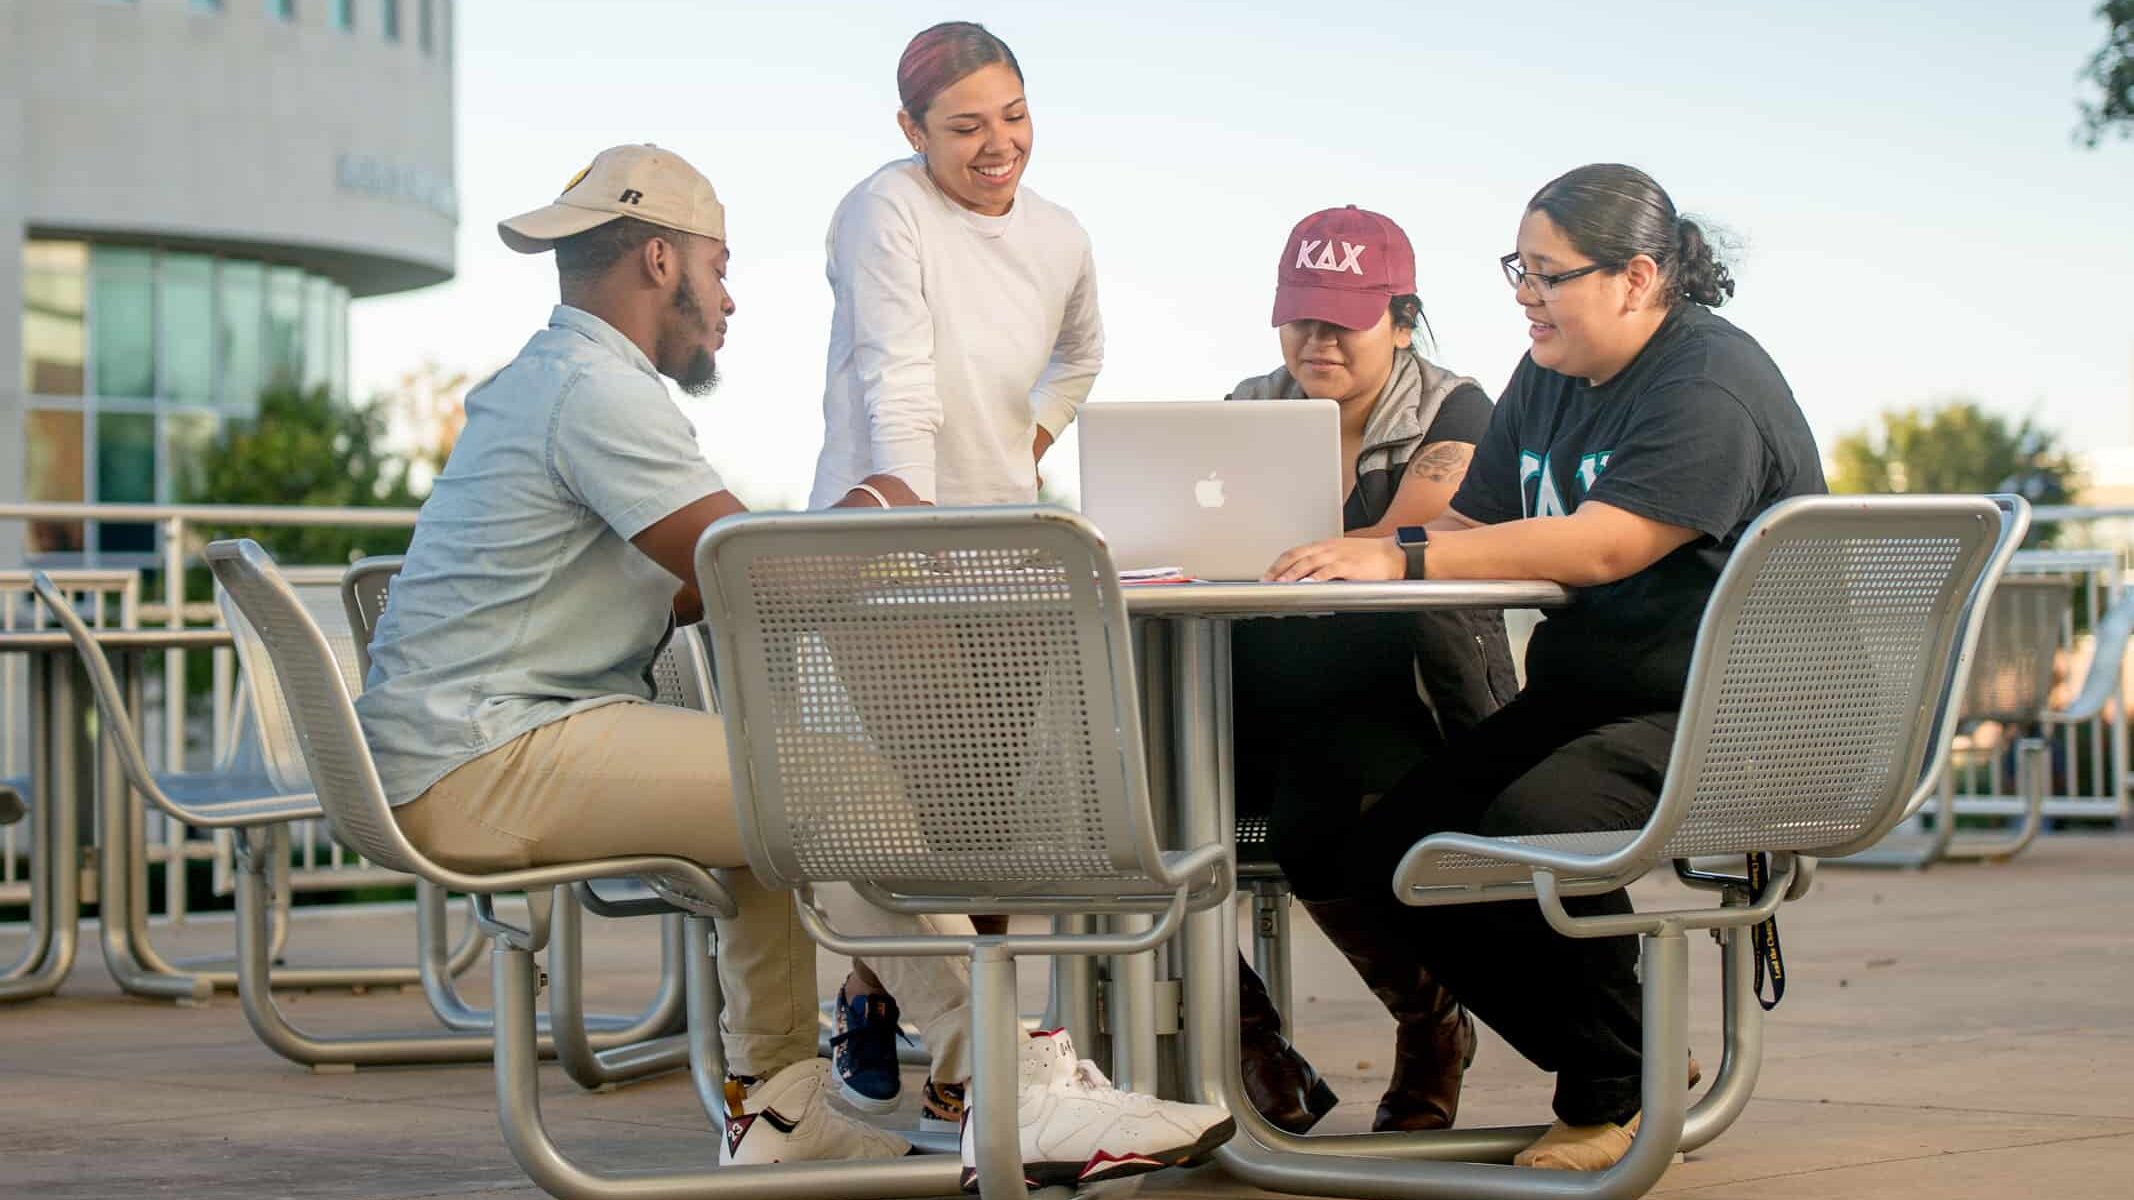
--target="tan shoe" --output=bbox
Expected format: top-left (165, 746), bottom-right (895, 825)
top-left (1514, 1113), bottom-right (1639, 1171)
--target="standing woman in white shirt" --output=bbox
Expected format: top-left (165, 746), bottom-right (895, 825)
top-left (809, 20), bottom-right (1104, 511)
top-left (814, 17), bottom-right (1107, 1118)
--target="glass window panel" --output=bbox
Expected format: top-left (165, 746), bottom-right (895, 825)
top-left (164, 411), bottom-right (220, 503)
top-left (332, 0), bottom-right (353, 32)
top-left (383, 0), bottom-right (400, 41)
top-left (302, 274), bottom-right (332, 393)
top-left (159, 253), bottom-right (215, 407)
top-left (25, 410), bottom-right (86, 555)
top-left (216, 260), bottom-right (264, 416)
top-left (264, 265), bottom-right (304, 391)
top-left (22, 241), bottom-right (86, 397)
top-left (268, 0), bottom-right (295, 20)
top-left (420, 0), bottom-right (433, 52)
top-left (95, 412), bottom-right (158, 554)
top-left (90, 247), bottom-right (156, 400)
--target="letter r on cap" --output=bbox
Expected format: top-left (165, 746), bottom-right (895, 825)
top-left (619, 189), bottom-right (644, 205)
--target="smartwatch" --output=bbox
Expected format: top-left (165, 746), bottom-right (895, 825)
top-left (1395, 525), bottom-right (1430, 581)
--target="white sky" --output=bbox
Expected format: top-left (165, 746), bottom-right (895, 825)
top-left (351, 0), bottom-right (2134, 509)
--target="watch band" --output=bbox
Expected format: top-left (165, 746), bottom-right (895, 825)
top-left (1396, 525), bottom-right (1430, 581)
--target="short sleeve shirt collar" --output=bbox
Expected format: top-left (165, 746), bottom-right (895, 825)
top-left (549, 305), bottom-right (661, 382)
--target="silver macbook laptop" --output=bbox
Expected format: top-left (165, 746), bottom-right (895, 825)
top-left (1077, 399), bottom-right (1343, 581)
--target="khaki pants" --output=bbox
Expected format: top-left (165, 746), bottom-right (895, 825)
top-left (396, 700), bottom-right (973, 1083)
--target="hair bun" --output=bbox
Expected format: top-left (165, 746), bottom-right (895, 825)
top-left (1675, 218), bottom-right (1735, 307)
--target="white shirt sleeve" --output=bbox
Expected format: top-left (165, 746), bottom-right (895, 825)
top-left (833, 190), bottom-right (942, 503)
top-left (1029, 236), bottom-right (1104, 438)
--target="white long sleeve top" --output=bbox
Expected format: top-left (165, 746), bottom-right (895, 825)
top-left (809, 156), bottom-right (1104, 508)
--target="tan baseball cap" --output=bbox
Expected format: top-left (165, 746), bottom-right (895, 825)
top-left (498, 143), bottom-right (725, 254)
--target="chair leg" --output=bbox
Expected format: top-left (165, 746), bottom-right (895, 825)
top-left (548, 887), bottom-right (690, 1089)
top-left (1250, 880), bottom-right (1294, 1039)
top-left (1681, 925), bottom-right (1763, 1153)
top-left (230, 827), bottom-right (497, 1068)
top-left (1944, 737), bottom-right (2050, 861)
top-left (683, 914), bottom-right (728, 1121)
top-left (0, 659), bottom-right (79, 1003)
top-left (490, 923), bottom-right (963, 1199)
top-left (968, 943), bottom-right (1029, 1200)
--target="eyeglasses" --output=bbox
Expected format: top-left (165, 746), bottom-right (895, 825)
top-left (1500, 252), bottom-right (1616, 295)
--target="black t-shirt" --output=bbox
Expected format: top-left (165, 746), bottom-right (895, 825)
top-left (1451, 303), bottom-right (1825, 713)
top-left (1422, 383), bottom-right (1495, 446)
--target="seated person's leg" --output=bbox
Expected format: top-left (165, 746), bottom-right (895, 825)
top-left (395, 702), bottom-right (908, 1159)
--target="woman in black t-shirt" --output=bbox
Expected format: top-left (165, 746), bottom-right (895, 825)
top-left (1263, 165), bottom-right (1824, 1171)
top-left (1224, 206), bottom-right (1515, 1137)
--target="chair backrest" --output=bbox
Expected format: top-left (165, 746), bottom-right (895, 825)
top-left (340, 554), bottom-right (715, 713)
top-left (1647, 494), bottom-right (2018, 862)
top-left (205, 540), bottom-right (424, 875)
top-left (216, 569), bottom-right (365, 794)
top-left (697, 506), bottom-right (1162, 890)
top-left (1959, 573), bottom-right (2072, 726)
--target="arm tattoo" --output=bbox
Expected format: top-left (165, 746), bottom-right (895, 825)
top-left (1409, 441), bottom-right (1475, 484)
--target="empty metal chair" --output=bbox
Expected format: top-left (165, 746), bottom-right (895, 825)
top-left (697, 506), bottom-right (1231, 1200)
top-left (1201, 494), bottom-right (2018, 1200)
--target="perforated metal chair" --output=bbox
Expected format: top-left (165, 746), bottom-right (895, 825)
top-left (1217, 494), bottom-right (2016, 1200)
top-left (339, 554), bottom-right (700, 1089)
top-left (697, 505), bottom-right (1231, 1200)
top-left (208, 539), bottom-right (806, 1200)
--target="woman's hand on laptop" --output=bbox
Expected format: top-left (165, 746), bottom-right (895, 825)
top-left (1263, 535), bottom-right (1402, 583)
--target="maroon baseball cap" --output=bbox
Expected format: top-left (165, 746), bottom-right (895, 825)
top-left (1271, 205), bottom-right (1417, 330)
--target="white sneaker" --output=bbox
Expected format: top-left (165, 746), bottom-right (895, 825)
top-left (958, 1028), bottom-right (1235, 1191)
top-left (720, 1059), bottom-right (912, 1167)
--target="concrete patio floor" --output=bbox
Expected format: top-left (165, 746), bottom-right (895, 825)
top-left (3, 834), bottom-right (2131, 1199)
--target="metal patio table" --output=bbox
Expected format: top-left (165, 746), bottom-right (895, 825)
top-left (0, 627), bottom-right (232, 1002)
top-left (1092, 579), bottom-right (1751, 1192)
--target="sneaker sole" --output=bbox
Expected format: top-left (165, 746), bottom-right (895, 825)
top-left (959, 1116), bottom-right (1239, 1191)
top-left (835, 1076), bottom-right (902, 1116)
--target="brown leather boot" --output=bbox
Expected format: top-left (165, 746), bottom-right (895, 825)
top-left (1238, 954), bottom-right (1338, 1133)
top-left (1303, 897), bottom-right (1474, 1132)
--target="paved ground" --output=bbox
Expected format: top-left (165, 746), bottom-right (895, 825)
top-left (3, 835), bottom-right (2131, 1199)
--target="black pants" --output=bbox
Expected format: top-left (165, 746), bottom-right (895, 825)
top-left (1287, 689), bottom-right (1677, 1127)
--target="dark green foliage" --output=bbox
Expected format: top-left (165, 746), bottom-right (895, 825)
top-left (2078, 0), bottom-right (2134, 147)
top-left (177, 384), bottom-right (421, 566)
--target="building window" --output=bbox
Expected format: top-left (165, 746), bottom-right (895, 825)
top-left (90, 247), bottom-right (156, 401)
top-left (24, 412), bottom-right (86, 555)
top-left (191, 0), bottom-right (225, 12)
top-left (332, 0), bottom-right (353, 32)
top-left (268, 0), bottom-right (295, 21)
top-left (419, 0), bottom-right (433, 53)
top-left (22, 241), bottom-right (85, 397)
top-left (18, 240), bottom-right (353, 561)
top-left (382, 0), bottom-right (400, 42)
top-left (159, 253), bottom-right (215, 407)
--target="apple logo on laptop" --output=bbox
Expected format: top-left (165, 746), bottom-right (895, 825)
top-left (1195, 471), bottom-right (1226, 509)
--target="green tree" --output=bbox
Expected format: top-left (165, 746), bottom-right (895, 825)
top-left (2078, 0), bottom-right (2134, 147)
top-left (1829, 400), bottom-right (2079, 541)
top-left (178, 384), bottom-right (422, 566)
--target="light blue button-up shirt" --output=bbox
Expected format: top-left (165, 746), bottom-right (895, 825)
top-left (356, 306), bottom-right (725, 806)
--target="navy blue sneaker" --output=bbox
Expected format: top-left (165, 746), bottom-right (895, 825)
top-left (831, 986), bottom-right (905, 1114)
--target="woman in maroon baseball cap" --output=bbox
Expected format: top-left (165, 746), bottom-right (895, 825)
top-left (1224, 205), bottom-right (1515, 1136)
top-left (1266, 164), bottom-right (1823, 1172)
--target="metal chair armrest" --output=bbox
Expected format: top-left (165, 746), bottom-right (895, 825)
top-left (2047, 591), bottom-right (2134, 724)
top-left (792, 881), bottom-right (1192, 959)
top-left (1395, 826), bottom-right (1664, 899)
top-left (1534, 855), bottom-right (1798, 939)
top-left (570, 880), bottom-right (684, 920)
top-left (432, 856), bottom-right (736, 930)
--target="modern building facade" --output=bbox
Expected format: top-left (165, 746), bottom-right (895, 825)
top-left (2, 0), bottom-right (456, 564)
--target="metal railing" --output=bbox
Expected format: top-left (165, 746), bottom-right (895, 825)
top-left (2, 503), bottom-right (420, 924)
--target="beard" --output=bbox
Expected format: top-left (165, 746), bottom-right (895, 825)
top-left (659, 265), bottom-right (720, 396)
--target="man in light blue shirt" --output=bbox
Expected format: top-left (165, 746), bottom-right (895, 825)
top-left (356, 144), bottom-right (944, 1166)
